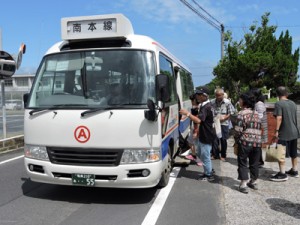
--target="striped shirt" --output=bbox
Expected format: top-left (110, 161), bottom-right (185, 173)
top-left (255, 101), bottom-right (268, 143)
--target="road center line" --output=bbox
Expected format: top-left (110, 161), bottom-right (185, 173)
top-left (0, 155), bottom-right (23, 165)
top-left (141, 167), bottom-right (181, 225)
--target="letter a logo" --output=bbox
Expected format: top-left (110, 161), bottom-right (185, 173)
top-left (74, 126), bottom-right (91, 143)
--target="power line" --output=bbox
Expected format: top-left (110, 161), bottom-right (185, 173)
top-left (180, 0), bottom-right (221, 31)
top-left (179, 0), bottom-right (225, 58)
top-left (191, 0), bottom-right (222, 25)
top-left (227, 25), bottom-right (300, 29)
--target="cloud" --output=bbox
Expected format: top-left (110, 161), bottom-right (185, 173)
top-left (236, 4), bottom-right (259, 13)
top-left (118, 0), bottom-right (233, 26)
top-left (125, 0), bottom-right (196, 23)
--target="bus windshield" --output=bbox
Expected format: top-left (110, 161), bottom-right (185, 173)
top-left (28, 50), bottom-right (156, 109)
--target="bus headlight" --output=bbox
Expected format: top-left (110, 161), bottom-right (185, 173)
top-left (120, 149), bottom-right (160, 164)
top-left (24, 144), bottom-right (49, 161)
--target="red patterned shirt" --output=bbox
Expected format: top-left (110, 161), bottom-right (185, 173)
top-left (234, 108), bottom-right (262, 147)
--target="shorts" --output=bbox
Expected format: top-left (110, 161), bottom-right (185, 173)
top-left (278, 139), bottom-right (298, 158)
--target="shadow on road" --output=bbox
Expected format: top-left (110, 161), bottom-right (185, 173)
top-left (266, 198), bottom-right (300, 219)
top-left (21, 177), bottom-right (157, 205)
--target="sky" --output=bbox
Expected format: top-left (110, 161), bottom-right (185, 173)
top-left (1, 0), bottom-right (300, 87)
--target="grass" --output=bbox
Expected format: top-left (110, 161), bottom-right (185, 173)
top-left (266, 97), bottom-right (278, 103)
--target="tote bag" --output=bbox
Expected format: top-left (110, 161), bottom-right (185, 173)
top-left (265, 143), bottom-right (286, 162)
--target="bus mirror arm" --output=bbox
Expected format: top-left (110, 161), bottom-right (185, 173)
top-left (23, 93), bottom-right (29, 107)
top-left (144, 99), bottom-right (158, 121)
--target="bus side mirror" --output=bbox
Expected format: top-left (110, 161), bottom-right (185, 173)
top-left (156, 74), bottom-right (170, 103)
top-left (0, 51), bottom-right (17, 77)
top-left (144, 99), bottom-right (157, 121)
top-left (23, 93), bottom-right (29, 108)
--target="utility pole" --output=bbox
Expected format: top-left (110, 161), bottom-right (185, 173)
top-left (0, 28), bottom-right (7, 138)
top-left (221, 24), bottom-right (224, 59)
top-left (180, 0), bottom-right (225, 59)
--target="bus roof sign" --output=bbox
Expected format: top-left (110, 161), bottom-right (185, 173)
top-left (61, 14), bottom-right (134, 40)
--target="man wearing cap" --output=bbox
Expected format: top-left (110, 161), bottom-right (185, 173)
top-left (179, 86), bottom-right (215, 181)
top-left (211, 88), bottom-right (236, 161)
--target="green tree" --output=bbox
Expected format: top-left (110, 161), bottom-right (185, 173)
top-left (213, 12), bottom-right (299, 101)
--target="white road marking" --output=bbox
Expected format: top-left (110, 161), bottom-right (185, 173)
top-left (141, 167), bottom-right (181, 225)
top-left (0, 155), bottom-right (23, 165)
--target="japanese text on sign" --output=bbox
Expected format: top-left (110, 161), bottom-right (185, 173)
top-left (67, 19), bottom-right (116, 36)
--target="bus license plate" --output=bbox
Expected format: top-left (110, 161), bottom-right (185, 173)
top-left (72, 174), bottom-right (95, 186)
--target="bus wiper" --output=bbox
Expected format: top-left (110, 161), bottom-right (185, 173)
top-left (81, 104), bottom-right (130, 117)
top-left (29, 107), bottom-right (59, 115)
top-left (81, 108), bottom-right (105, 117)
top-left (29, 104), bottom-right (86, 115)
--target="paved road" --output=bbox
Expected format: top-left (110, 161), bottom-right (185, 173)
top-left (0, 150), bottom-right (224, 225)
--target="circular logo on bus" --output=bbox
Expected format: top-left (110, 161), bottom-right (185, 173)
top-left (74, 126), bottom-right (91, 143)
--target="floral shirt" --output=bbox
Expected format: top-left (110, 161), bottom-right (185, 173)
top-left (234, 108), bottom-right (262, 147)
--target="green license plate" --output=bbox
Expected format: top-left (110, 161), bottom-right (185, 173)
top-left (72, 173), bottom-right (95, 186)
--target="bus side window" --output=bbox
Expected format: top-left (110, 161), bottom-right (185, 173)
top-left (159, 54), bottom-right (176, 103)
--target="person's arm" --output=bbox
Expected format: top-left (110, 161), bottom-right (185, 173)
top-left (274, 115), bottom-right (282, 138)
top-left (179, 108), bottom-right (201, 124)
top-left (220, 102), bottom-right (235, 122)
top-left (220, 114), bottom-right (230, 122)
top-left (193, 123), bottom-right (199, 139)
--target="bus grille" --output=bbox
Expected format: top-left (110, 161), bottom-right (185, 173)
top-left (47, 147), bottom-right (123, 166)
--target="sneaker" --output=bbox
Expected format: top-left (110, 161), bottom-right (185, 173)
top-left (185, 154), bottom-right (197, 161)
top-left (247, 182), bottom-right (258, 190)
top-left (238, 186), bottom-right (249, 194)
top-left (270, 172), bottom-right (288, 182)
top-left (198, 174), bottom-right (215, 181)
top-left (220, 157), bottom-right (226, 162)
top-left (180, 149), bottom-right (191, 157)
top-left (196, 160), bottom-right (203, 166)
top-left (285, 168), bottom-right (299, 178)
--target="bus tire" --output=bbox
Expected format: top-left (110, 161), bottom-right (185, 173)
top-left (157, 146), bottom-right (172, 188)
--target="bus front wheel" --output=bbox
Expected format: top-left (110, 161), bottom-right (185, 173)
top-left (157, 146), bottom-right (172, 188)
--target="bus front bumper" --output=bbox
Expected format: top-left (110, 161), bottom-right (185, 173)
top-left (24, 158), bottom-right (164, 188)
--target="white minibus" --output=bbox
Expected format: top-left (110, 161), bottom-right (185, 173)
top-left (23, 14), bottom-right (194, 188)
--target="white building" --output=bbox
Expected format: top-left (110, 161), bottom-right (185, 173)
top-left (1, 73), bottom-right (35, 101)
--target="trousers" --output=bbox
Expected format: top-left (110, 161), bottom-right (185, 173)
top-left (237, 143), bottom-right (260, 181)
